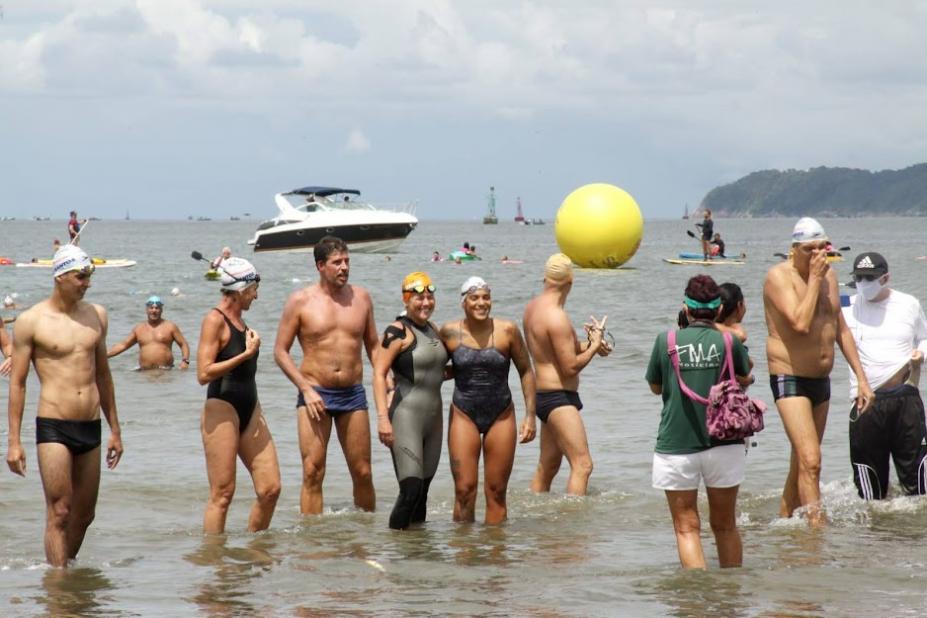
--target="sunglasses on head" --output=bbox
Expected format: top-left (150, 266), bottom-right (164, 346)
top-left (404, 283), bottom-right (436, 294)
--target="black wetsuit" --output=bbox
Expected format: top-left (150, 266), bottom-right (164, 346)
top-left (451, 320), bottom-right (512, 434)
top-left (385, 316), bottom-right (448, 529)
top-left (697, 218), bottom-right (713, 241)
top-left (206, 309), bottom-right (258, 433)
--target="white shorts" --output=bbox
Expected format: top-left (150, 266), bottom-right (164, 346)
top-left (652, 444), bottom-right (746, 490)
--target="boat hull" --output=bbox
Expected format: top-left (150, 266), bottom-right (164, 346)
top-left (251, 222), bottom-right (416, 254)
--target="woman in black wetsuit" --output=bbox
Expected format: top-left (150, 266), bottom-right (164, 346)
top-left (439, 276), bottom-right (536, 524)
top-left (373, 271), bottom-right (450, 530)
top-left (196, 257), bottom-right (280, 534)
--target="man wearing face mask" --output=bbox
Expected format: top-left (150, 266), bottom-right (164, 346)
top-left (843, 252), bottom-right (927, 499)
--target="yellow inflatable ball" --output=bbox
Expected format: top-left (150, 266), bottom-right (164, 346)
top-left (555, 183), bottom-right (644, 268)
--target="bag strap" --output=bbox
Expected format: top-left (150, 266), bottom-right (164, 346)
top-left (667, 330), bottom-right (710, 405)
top-left (720, 330), bottom-right (736, 384)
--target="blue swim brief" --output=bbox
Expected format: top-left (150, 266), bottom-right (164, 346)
top-left (297, 384), bottom-right (368, 415)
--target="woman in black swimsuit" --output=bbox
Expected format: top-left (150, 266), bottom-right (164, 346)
top-left (439, 276), bottom-right (536, 524)
top-left (196, 257), bottom-right (280, 534)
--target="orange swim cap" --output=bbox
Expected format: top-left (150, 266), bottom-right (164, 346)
top-left (402, 271), bottom-right (434, 302)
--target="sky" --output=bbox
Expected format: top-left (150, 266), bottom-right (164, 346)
top-left (2, 1), bottom-right (927, 221)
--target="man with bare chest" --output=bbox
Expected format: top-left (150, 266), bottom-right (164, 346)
top-left (763, 217), bottom-right (872, 526)
top-left (108, 296), bottom-right (190, 369)
top-left (6, 245), bottom-right (124, 566)
top-left (274, 236), bottom-right (378, 514)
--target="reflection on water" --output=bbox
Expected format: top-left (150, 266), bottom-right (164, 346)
top-left (183, 535), bottom-right (278, 617)
top-left (38, 567), bottom-right (116, 617)
top-left (642, 569), bottom-right (752, 618)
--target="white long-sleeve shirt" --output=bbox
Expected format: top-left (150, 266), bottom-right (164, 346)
top-left (842, 289), bottom-right (927, 399)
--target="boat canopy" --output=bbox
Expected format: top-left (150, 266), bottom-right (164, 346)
top-left (286, 186), bottom-right (361, 197)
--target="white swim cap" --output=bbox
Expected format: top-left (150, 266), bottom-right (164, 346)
top-left (219, 257), bottom-right (260, 291)
top-left (460, 276), bottom-right (490, 303)
top-left (791, 217), bottom-right (828, 244)
top-left (52, 244), bottom-right (93, 278)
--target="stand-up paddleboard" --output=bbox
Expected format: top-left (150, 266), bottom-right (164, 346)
top-left (664, 257), bottom-right (745, 266)
top-left (677, 252), bottom-right (744, 261)
top-left (16, 258), bottom-right (137, 269)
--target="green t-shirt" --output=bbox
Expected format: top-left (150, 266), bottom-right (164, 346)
top-left (645, 323), bottom-right (751, 454)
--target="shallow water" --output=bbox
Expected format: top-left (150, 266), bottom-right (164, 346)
top-left (2, 217), bottom-right (927, 616)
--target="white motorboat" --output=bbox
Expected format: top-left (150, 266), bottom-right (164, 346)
top-left (248, 186), bottom-right (418, 253)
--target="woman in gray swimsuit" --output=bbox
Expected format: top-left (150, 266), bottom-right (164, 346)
top-left (373, 272), bottom-right (449, 529)
top-left (196, 257), bottom-right (281, 534)
top-left (439, 276), bottom-right (536, 524)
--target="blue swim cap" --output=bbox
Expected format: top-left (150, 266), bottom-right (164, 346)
top-left (146, 295), bottom-right (163, 306)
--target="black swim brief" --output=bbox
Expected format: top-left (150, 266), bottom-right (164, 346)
top-left (36, 417), bottom-right (102, 456)
top-left (769, 375), bottom-right (831, 407)
top-left (536, 390), bottom-right (583, 423)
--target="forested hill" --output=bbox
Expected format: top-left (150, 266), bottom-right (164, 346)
top-left (700, 164), bottom-right (927, 216)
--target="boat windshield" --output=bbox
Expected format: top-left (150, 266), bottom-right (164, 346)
top-left (285, 193), bottom-right (376, 213)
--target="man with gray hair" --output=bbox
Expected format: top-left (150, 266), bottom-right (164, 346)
top-left (843, 251), bottom-right (927, 499)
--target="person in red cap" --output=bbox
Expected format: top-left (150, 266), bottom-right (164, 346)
top-left (843, 252), bottom-right (927, 499)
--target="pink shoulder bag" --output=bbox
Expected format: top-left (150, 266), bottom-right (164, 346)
top-left (667, 329), bottom-right (766, 440)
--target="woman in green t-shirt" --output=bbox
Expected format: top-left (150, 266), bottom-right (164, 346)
top-left (645, 275), bottom-right (753, 569)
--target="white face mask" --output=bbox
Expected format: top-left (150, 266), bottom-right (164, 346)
top-left (856, 278), bottom-right (886, 301)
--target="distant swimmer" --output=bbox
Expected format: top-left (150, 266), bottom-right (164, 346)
top-left (6, 245), bottom-right (124, 566)
top-left (274, 236), bottom-right (378, 515)
top-left (431, 251), bottom-right (442, 262)
top-left (523, 254), bottom-right (611, 496)
top-left (695, 209), bottom-right (713, 260)
top-left (440, 276), bottom-right (536, 523)
top-left (763, 217), bottom-right (873, 526)
top-left (373, 272), bottom-right (449, 529)
top-left (501, 256), bottom-right (524, 265)
top-left (107, 295), bottom-right (191, 370)
top-left (210, 247), bottom-right (232, 270)
top-left (67, 211), bottom-right (87, 245)
top-left (843, 252), bottom-right (927, 499)
top-left (196, 257), bottom-right (280, 534)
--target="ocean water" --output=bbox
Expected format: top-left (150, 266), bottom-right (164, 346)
top-left (2, 217), bottom-right (927, 617)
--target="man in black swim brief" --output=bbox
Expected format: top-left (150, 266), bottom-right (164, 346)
top-left (6, 244), bottom-right (124, 567)
top-left (536, 390), bottom-right (584, 424)
top-left (768, 375), bottom-right (831, 408)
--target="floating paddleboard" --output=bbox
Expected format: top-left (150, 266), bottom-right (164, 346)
top-left (664, 258), bottom-right (745, 266)
top-left (16, 258), bottom-right (137, 269)
top-left (677, 252), bottom-right (743, 261)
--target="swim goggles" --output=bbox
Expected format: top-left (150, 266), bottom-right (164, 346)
top-left (73, 265), bottom-right (95, 280)
top-left (228, 271), bottom-right (261, 284)
top-left (404, 283), bottom-right (436, 294)
top-left (461, 284), bottom-right (491, 296)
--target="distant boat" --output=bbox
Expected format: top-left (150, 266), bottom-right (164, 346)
top-left (230, 216), bottom-right (240, 221)
top-left (482, 186), bottom-right (498, 224)
top-left (514, 196), bottom-right (526, 224)
top-left (530, 218), bottom-right (546, 225)
top-left (125, 210), bottom-right (130, 221)
top-left (682, 204), bottom-right (690, 220)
